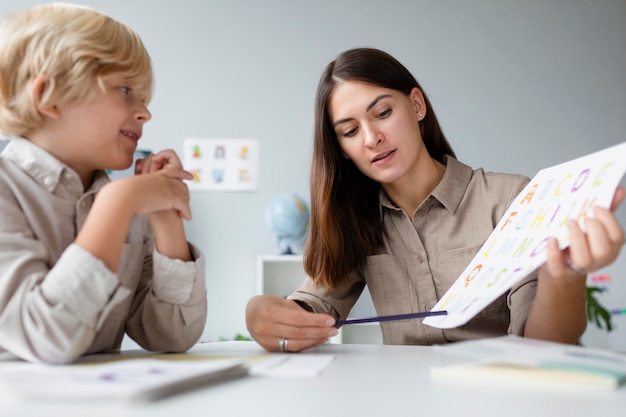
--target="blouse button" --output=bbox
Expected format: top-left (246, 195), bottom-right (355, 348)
top-left (43, 176), bottom-right (53, 185)
top-left (416, 209), bottom-right (425, 217)
top-left (417, 255), bottom-right (424, 263)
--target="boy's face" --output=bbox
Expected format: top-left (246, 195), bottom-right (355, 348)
top-left (53, 77), bottom-right (151, 178)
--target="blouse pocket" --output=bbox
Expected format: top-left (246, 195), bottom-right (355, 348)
top-left (437, 244), bottom-right (508, 318)
top-left (363, 254), bottom-right (412, 317)
top-left (437, 245), bottom-right (482, 289)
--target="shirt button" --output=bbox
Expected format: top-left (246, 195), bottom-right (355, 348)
top-left (416, 209), bottom-right (425, 217)
top-left (417, 255), bottom-right (424, 263)
top-left (43, 176), bottom-right (53, 185)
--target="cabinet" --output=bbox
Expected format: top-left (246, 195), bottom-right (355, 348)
top-left (257, 254), bottom-right (382, 344)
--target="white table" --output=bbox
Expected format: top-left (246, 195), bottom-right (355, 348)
top-left (1, 341), bottom-right (624, 416)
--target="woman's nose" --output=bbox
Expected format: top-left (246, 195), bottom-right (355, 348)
top-left (363, 126), bottom-right (382, 147)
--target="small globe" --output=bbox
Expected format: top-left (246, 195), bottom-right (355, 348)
top-left (265, 194), bottom-right (310, 254)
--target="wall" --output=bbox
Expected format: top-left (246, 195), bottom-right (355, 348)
top-left (1, 1), bottom-right (625, 343)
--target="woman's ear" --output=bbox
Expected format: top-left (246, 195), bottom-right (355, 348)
top-left (31, 74), bottom-right (59, 118)
top-left (409, 87), bottom-right (426, 121)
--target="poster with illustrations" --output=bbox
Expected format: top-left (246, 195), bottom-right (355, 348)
top-left (183, 138), bottom-right (259, 192)
top-left (424, 142), bottom-right (626, 329)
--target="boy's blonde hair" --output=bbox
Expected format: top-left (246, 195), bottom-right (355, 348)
top-left (0, 3), bottom-right (154, 137)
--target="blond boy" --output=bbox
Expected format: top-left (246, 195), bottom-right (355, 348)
top-left (0, 3), bottom-right (207, 363)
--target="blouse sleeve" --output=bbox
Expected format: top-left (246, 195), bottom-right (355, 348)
top-left (287, 268), bottom-right (365, 320)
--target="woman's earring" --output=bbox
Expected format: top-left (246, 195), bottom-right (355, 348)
top-left (418, 113), bottom-right (423, 119)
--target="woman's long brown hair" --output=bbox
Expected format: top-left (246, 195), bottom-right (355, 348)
top-left (304, 48), bottom-right (455, 289)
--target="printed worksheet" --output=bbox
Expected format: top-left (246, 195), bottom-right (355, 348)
top-left (424, 142), bottom-right (626, 329)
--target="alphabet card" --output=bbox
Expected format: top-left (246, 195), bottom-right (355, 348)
top-left (183, 138), bottom-right (259, 192)
top-left (424, 142), bottom-right (626, 329)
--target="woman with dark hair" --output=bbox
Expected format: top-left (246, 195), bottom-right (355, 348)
top-left (246, 47), bottom-right (624, 353)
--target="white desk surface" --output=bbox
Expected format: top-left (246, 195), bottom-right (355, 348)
top-left (1, 341), bottom-right (624, 417)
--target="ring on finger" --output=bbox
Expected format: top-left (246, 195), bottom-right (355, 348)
top-left (567, 259), bottom-right (587, 276)
top-left (279, 337), bottom-right (289, 353)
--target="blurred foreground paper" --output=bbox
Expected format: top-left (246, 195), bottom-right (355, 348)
top-left (0, 356), bottom-right (246, 402)
top-left (431, 335), bottom-right (626, 390)
top-left (424, 141), bottom-right (626, 329)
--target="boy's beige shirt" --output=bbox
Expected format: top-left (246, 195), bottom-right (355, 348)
top-left (290, 156), bottom-right (538, 345)
top-left (0, 138), bottom-right (207, 363)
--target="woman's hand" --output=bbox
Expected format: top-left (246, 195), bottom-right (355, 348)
top-left (544, 186), bottom-right (625, 281)
top-left (245, 295), bottom-right (338, 352)
top-left (526, 186), bottom-right (625, 343)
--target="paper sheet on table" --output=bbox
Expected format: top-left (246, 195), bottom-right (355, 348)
top-left (0, 356), bottom-right (247, 401)
top-left (431, 335), bottom-right (626, 390)
top-left (248, 354), bottom-right (335, 377)
top-left (423, 141), bottom-right (626, 329)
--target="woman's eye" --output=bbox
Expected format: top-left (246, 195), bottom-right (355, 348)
top-left (377, 108), bottom-right (392, 118)
top-left (343, 127), bottom-right (358, 138)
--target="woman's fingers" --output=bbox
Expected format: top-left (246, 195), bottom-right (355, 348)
top-left (609, 186), bottom-right (625, 212)
top-left (246, 296), bottom-right (337, 352)
top-left (566, 206), bottom-right (624, 275)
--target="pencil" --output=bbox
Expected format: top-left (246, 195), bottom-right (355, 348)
top-left (334, 310), bottom-right (448, 328)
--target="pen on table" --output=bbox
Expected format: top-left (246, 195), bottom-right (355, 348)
top-left (334, 310), bottom-right (448, 329)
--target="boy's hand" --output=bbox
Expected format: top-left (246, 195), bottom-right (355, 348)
top-left (132, 149), bottom-right (193, 220)
top-left (121, 174), bottom-right (193, 221)
top-left (135, 149), bottom-right (192, 180)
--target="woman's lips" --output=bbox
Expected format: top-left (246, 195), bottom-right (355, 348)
top-left (372, 149), bottom-right (395, 163)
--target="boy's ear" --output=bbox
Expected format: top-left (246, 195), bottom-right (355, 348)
top-left (31, 74), bottom-right (59, 118)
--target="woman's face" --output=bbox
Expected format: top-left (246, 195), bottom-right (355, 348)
top-left (328, 80), bottom-right (428, 186)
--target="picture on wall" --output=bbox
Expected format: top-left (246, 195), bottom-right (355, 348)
top-left (183, 138), bottom-right (259, 192)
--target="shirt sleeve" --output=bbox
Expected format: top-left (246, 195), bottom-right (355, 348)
top-left (123, 242), bottom-right (207, 353)
top-left (0, 241), bottom-right (128, 363)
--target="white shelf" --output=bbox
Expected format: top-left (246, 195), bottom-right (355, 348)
top-left (257, 254), bottom-right (382, 344)
top-left (256, 254), bottom-right (305, 297)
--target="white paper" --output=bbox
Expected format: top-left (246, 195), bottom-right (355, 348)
top-left (424, 142), bottom-right (626, 329)
top-left (248, 354), bottom-right (335, 378)
top-left (0, 357), bottom-right (246, 401)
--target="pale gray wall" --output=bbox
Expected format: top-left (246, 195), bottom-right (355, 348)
top-left (2, 1), bottom-right (626, 342)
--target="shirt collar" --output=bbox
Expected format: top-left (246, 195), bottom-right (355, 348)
top-left (2, 137), bottom-right (109, 197)
top-left (430, 155), bottom-right (473, 214)
top-left (380, 155), bottom-right (473, 215)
